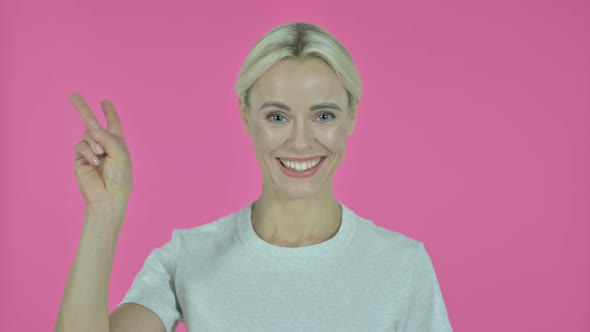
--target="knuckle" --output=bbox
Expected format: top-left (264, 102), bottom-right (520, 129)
top-left (75, 141), bottom-right (94, 162)
top-left (118, 140), bottom-right (129, 152)
top-left (112, 137), bottom-right (127, 151)
top-left (83, 130), bottom-right (93, 142)
top-left (76, 140), bottom-right (87, 151)
top-left (81, 143), bottom-right (93, 156)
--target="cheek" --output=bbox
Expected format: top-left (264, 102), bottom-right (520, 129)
top-left (317, 126), bottom-right (349, 148)
top-left (252, 125), bottom-right (286, 149)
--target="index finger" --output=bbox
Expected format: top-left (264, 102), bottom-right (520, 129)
top-left (70, 93), bottom-right (101, 130)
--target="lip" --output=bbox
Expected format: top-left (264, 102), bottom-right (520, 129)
top-left (276, 156), bottom-right (326, 178)
top-left (276, 155), bottom-right (325, 162)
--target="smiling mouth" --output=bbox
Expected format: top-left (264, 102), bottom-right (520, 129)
top-left (276, 156), bottom-right (326, 170)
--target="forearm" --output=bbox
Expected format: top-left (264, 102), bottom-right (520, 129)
top-left (55, 208), bottom-right (125, 332)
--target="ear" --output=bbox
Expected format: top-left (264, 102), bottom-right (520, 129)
top-left (239, 97), bottom-right (252, 136)
top-left (347, 101), bottom-right (359, 136)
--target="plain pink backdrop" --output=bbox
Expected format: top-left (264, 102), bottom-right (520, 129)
top-left (1, 0), bottom-right (589, 331)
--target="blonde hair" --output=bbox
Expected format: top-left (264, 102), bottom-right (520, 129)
top-left (234, 22), bottom-right (362, 111)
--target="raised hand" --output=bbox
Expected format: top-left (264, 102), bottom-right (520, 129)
top-left (71, 93), bottom-right (133, 215)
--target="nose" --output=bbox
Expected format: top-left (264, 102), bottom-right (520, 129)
top-left (288, 118), bottom-right (314, 151)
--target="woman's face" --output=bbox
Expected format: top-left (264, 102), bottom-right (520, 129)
top-left (239, 58), bottom-right (358, 199)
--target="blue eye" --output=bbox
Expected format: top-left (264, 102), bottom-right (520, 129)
top-left (318, 112), bottom-right (335, 121)
top-left (266, 111), bottom-right (336, 124)
top-left (267, 112), bottom-right (286, 123)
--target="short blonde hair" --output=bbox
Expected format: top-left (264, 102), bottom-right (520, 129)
top-left (234, 22), bottom-right (362, 111)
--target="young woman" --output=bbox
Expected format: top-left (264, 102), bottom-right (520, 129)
top-left (56, 22), bottom-right (453, 332)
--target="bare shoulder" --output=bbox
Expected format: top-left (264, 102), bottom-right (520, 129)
top-left (109, 303), bottom-right (165, 332)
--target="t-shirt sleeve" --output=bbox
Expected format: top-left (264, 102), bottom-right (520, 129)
top-left (400, 242), bottom-right (453, 332)
top-left (118, 229), bottom-right (184, 332)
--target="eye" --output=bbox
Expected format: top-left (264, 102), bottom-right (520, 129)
top-left (266, 112), bottom-right (287, 123)
top-left (265, 111), bottom-right (337, 124)
top-left (318, 111), bottom-right (336, 122)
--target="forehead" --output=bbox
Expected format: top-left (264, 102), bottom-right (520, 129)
top-left (251, 58), bottom-right (347, 105)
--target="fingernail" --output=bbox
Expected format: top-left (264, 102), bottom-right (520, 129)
top-left (89, 119), bottom-right (100, 130)
top-left (95, 144), bottom-right (104, 153)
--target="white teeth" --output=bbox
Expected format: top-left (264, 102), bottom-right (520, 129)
top-left (280, 157), bottom-right (322, 171)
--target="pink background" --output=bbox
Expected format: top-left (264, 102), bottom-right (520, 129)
top-left (1, 0), bottom-right (589, 331)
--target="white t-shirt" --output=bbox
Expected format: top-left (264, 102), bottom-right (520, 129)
top-left (119, 201), bottom-right (453, 332)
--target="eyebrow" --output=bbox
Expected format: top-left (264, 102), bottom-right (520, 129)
top-left (259, 101), bottom-right (343, 112)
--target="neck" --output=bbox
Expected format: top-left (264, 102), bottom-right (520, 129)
top-left (251, 193), bottom-right (342, 248)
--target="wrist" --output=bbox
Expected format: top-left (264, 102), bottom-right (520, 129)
top-left (86, 202), bottom-right (127, 219)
